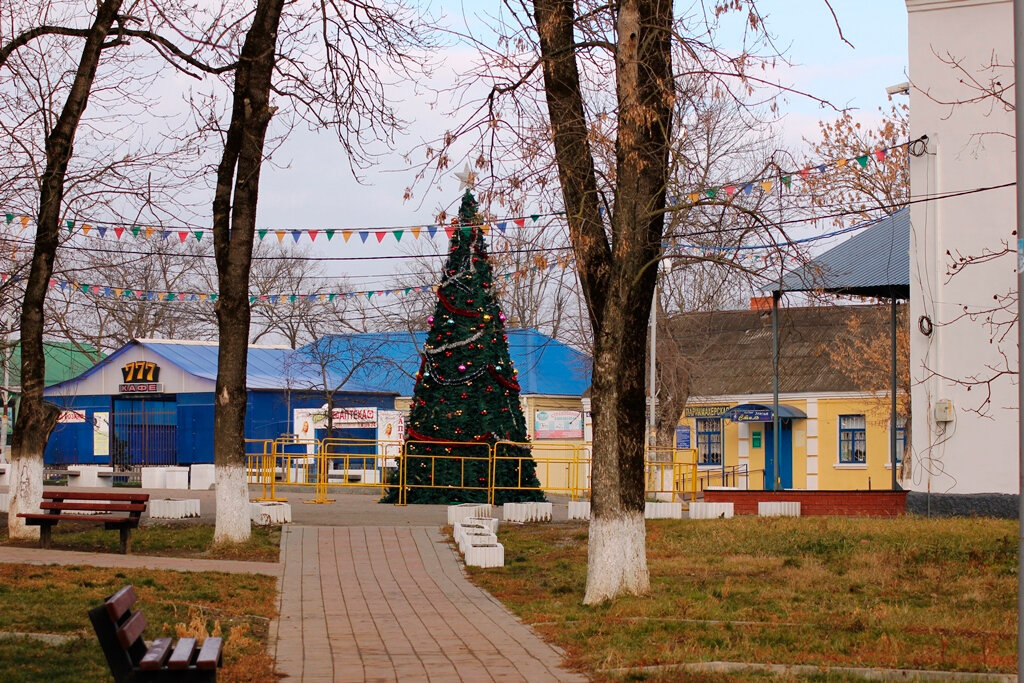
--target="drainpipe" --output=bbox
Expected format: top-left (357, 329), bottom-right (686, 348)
top-left (890, 293), bottom-right (899, 491)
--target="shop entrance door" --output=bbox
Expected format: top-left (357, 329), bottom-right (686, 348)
top-left (112, 397), bottom-right (178, 466)
top-left (764, 419), bottom-right (793, 490)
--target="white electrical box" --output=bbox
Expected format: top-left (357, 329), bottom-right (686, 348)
top-left (934, 399), bottom-right (954, 422)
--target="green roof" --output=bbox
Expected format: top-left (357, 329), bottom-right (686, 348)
top-left (5, 340), bottom-right (104, 390)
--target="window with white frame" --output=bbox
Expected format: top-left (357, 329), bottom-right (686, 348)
top-left (696, 418), bottom-right (722, 465)
top-left (839, 414), bottom-right (867, 463)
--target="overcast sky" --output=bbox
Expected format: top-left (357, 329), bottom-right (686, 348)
top-left (259, 1), bottom-right (907, 223)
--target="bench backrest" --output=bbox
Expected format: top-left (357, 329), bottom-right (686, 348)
top-left (43, 490), bottom-right (149, 503)
top-left (88, 585), bottom-right (150, 683)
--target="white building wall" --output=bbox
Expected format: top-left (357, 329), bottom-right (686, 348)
top-left (906, 0), bottom-right (1018, 493)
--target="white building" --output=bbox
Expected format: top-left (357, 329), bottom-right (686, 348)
top-left (906, 0), bottom-right (1018, 493)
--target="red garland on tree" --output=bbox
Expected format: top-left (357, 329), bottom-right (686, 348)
top-left (382, 190), bottom-right (544, 504)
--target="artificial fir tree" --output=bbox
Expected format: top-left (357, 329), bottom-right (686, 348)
top-left (383, 190), bottom-right (545, 504)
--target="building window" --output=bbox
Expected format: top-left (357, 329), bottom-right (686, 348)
top-left (839, 414), bottom-right (867, 463)
top-left (696, 418), bottom-right (722, 465)
top-left (894, 416), bottom-right (907, 464)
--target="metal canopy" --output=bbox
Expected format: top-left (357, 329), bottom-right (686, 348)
top-left (769, 208), bottom-right (910, 299)
top-left (721, 403), bottom-right (808, 422)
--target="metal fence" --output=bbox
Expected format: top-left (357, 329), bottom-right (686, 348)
top-left (245, 437), bottom-right (708, 505)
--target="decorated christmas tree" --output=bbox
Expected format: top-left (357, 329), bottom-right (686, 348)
top-left (383, 188), bottom-right (545, 504)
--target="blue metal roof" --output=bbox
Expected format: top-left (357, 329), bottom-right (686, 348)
top-left (772, 208), bottom-right (910, 298)
top-left (47, 339), bottom-right (388, 394)
top-left (301, 329), bottom-right (592, 396)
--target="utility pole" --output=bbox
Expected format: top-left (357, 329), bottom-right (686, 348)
top-left (1012, 0), bottom-right (1024, 673)
top-left (647, 282), bottom-right (657, 458)
top-left (1, 324), bottom-right (9, 462)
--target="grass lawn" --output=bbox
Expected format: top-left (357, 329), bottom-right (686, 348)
top-left (0, 520), bottom-right (280, 562)
top-left (0, 564), bottom-right (278, 683)
top-left (468, 516), bottom-right (1017, 682)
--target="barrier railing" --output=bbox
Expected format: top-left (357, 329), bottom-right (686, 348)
top-left (493, 441), bottom-right (590, 501)
top-left (396, 440), bottom-right (493, 506)
top-left (244, 437), bottom-right (744, 505)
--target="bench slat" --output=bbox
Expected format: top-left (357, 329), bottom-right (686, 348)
top-left (43, 490), bottom-right (149, 502)
top-left (41, 501), bottom-right (146, 512)
top-left (104, 585), bottom-right (137, 622)
top-left (196, 637), bottom-right (223, 670)
top-left (19, 513), bottom-right (138, 524)
top-left (139, 637), bottom-right (174, 671)
top-left (167, 637), bottom-right (197, 669)
top-left (116, 610), bottom-right (147, 650)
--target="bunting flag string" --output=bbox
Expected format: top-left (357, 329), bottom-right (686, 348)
top-left (1, 141), bottom-right (907, 247)
top-left (0, 211), bottom-right (548, 246)
top-left (0, 235), bottom-right (815, 306)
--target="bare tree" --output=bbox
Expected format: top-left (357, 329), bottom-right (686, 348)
top-left (210, 0), bottom-right (436, 541)
top-left (0, 0), bottom-right (234, 536)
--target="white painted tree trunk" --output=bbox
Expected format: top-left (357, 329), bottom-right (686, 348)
top-left (213, 464), bottom-right (251, 543)
top-left (8, 457), bottom-right (42, 540)
top-left (583, 510), bottom-right (649, 604)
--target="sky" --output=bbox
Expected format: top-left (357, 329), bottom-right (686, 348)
top-left (255, 0), bottom-right (909, 229)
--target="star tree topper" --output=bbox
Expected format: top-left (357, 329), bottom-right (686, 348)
top-left (455, 163), bottom-right (477, 191)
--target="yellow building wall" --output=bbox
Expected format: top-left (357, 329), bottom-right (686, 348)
top-left (815, 397), bottom-right (898, 491)
top-left (681, 395), bottom-right (895, 491)
top-left (522, 396), bottom-right (588, 494)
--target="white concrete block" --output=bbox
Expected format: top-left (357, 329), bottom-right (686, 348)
top-left (189, 464), bottom-right (216, 490)
top-left (447, 503), bottom-right (493, 525)
top-left (460, 531), bottom-right (498, 554)
top-left (66, 465), bottom-right (115, 488)
top-left (644, 501), bottom-right (683, 519)
top-left (454, 522), bottom-right (487, 548)
top-left (140, 467), bottom-right (167, 489)
top-left (688, 502), bottom-right (734, 519)
top-left (759, 501), bottom-right (801, 517)
top-left (150, 498), bottom-right (201, 519)
top-left (567, 501), bottom-right (591, 521)
top-left (0, 464), bottom-right (7, 486)
top-left (0, 492), bottom-right (7, 509)
top-left (465, 516), bottom-right (499, 533)
top-left (164, 466), bottom-right (189, 490)
top-left (464, 542), bottom-right (504, 568)
top-left (502, 502), bottom-right (552, 523)
top-left (250, 501), bottom-right (292, 525)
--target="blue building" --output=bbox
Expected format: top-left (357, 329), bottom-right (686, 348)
top-left (42, 339), bottom-right (396, 466)
top-left (41, 330), bottom-right (592, 466)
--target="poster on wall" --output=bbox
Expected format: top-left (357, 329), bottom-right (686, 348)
top-left (293, 405), bottom-right (379, 438)
top-left (58, 409), bottom-right (86, 423)
top-left (675, 425), bottom-right (691, 449)
top-left (534, 410), bottom-right (584, 439)
top-left (93, 412), bottom-right (110, 457)
top-left (377, 410), bottom-right (405, 466)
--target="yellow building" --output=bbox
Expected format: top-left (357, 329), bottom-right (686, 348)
top-left (672, 304), bottom-right (906, 492)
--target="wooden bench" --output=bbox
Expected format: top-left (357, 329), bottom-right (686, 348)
top-left (89, 585), bottom-right (223, 682)
top-left (17, 490), bottom-right (149, 553)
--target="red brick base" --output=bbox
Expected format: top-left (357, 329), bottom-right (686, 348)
top-left (702, 489), bottom-right (907, 517)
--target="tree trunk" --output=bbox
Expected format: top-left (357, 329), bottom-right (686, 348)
top-left (7, 0), bottom-right (124, 539)
top-left (533, 0), bottom-right (673, 604)
top-left (211, 0), bottom-right (285, 544)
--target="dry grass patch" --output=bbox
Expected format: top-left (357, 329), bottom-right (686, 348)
top-left (0, 563), bottom-right (278, 682)
top-left (468, 516), bottom-right (1016, 681)
top-left (0, 519), bottom-right (280, 562)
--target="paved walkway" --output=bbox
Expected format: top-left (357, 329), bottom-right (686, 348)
top-left (272, 525), bottom-right (586, 682)
top-left (0, 489), bottom-right (587, 682)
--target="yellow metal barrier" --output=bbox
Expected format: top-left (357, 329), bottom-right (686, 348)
top-left (396, 440), bottom-right (493, 506)
top-left (493, 441), bottom-right (590, 501)
top-left (245, 438), bottom-right (287, 502)
top-left (244, 437), bottom-right (710, 507)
